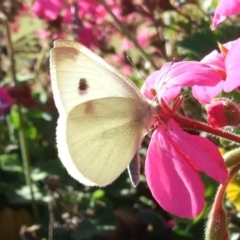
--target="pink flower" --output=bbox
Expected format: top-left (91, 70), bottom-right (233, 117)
top-left (33, 0), bottom-right (108, 23)
top-left (62, 0), bottom-right (108, 24)
top-left (78, 0), bottom-right (107, 24)
top-left (200, 38), bottom-right (240, 94)
top-left (33, 0), bottom-right (63, 21)
top-left (77, 27), bottom-right (99, 48)
top-left (141, 61), bottom-right (222, 104)
top-left (33, 0), bottom-right (108, 47)
top-left (0, 87), bottom-right (14, 116)
top-left (141, 65), bottom-right (228, 218)
top-left (212, 0), bottom-right (240, 30)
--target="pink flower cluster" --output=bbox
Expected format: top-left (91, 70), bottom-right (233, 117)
top-left (32, 0), bottom-right (150, 53)
top-left (33, 0), bottom-right (110, 48)
top-left (141, 0), bottom-right (240, 218)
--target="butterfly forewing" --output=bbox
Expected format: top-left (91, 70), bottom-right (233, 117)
top-left (50, 40), bottom-right (145, 116)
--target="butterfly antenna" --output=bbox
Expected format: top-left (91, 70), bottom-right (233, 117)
top-left (127, 54), bottom-right (145, 80)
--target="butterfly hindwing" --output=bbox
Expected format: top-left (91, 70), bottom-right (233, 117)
top-left (57, 97), bottom-right (150, 186)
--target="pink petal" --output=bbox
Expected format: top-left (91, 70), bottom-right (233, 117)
top-left (201, 50), bottom-right (225, 73)
top-left (224, 39), bottom-right (240, 92)
top-left (192, 80), bottom-right (224, 103)
top-left (146, 126), bottom-right (205, 218)
top-left (78, 0), bottom-right (107, 24)
top-left (141, 63), bottom-right (180, 101)
top-left (167, 120), bottom-right (228, 184)
top-left (143, 62), bottom-right (222, 104)
top-left (212, 0), bottom-right (240, 30)
top-left (223, 38), bottom-right (238, 50)
top-left (157, 61), bottom-right (222, 87)
top-left (141, 70), bottom-right (159, 100)
top-left (77, 27), bottom-right (99, 48)
top-left (137, 28), bottom-right (149, 48)
top-left (33, 0), bottom-right (63, 21)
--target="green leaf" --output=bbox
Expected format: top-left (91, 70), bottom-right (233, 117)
top-left (177, 25), bottom-right (240, 60)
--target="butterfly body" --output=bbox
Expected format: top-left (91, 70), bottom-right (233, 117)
top-left (50, 40), bottom-right (155, 186)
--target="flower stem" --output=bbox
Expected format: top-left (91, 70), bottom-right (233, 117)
top-left (5, 22), bottom-right (39, 222)
top-left (205, 162), bottom-right (240, 240)
top-left (174, 113), bottom-right (240, 144)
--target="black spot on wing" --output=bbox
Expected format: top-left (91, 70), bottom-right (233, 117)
top-left (78, 78), bottom-right (89, 91)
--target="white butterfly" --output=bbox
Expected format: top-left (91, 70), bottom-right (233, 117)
top-left (50, 40), bottom-right (155, 187)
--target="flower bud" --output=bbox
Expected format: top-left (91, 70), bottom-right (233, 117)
top-left (206, 98), bottom-right (240, 129)
top-left (205, 185), bottom-right (228, 240)
top-left (205, 200), bottom-right (228, 240)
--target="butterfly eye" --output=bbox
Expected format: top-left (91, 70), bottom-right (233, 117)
top-left (79, 78), bottom-right (89, 91)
